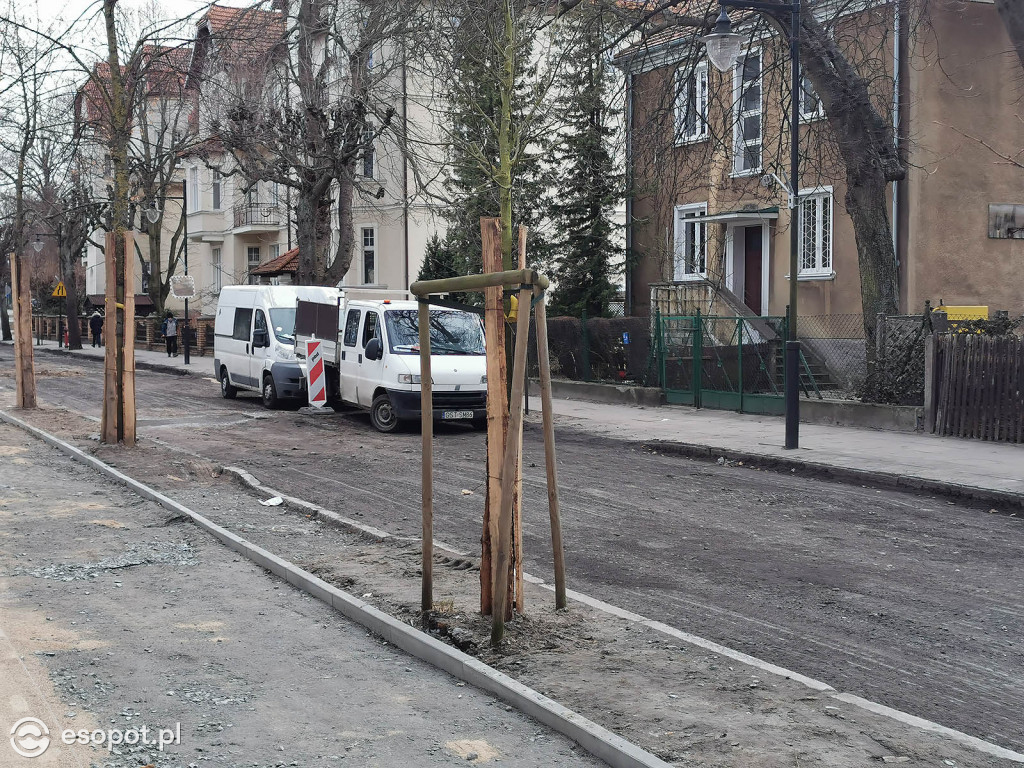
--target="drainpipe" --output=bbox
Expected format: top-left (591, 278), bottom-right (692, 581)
top-left (402, 41), bottom-right (410, 291)
top-left (625, 70), bottom-right (634, 317)
top-left (891, 0), bottom-right (902, 304)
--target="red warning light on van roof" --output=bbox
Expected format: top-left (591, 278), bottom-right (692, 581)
top-left (383, 300), bottom-right (391, 304)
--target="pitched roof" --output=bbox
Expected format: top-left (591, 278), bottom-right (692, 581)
top-left (251, 246), bottom-right (298, 276)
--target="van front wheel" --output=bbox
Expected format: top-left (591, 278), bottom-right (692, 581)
top-left (262, 375), bottom-right (279, 409)
top-left (370, 393), bottom-right (400, 433)
top-left (220, 368), bottom-right (237, 399)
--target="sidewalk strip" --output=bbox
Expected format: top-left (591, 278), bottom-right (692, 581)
top-left (643, 440), bottom-right (1024, 511)
top-left (0, 410), bottom-right (672, 768)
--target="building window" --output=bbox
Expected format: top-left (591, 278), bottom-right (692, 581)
top-left (269, 243), bottom-right (280, 261)
top-left (800, 72), bottom-right (823, 121)
top-left (362, 227), bottom-right (376, 284)
top-left (733, 51), bottom-right (761, 175)
top-left (247, 246), bottom-right (261, 285)
top-left (799, 190), bottom-right (833, 275)
top-left (212, 247), bottom-right (222, 292)
top-left (673, 204), bottom-right (708, 280)
top-left (271, 182), bottom-right (280, 207)
top-left (103, 154), bottom-right (112, 177)
top-left (188, 167), bottom-right (199, 212)
top-left (675, 61), bottom-right (708, 144)
top-left (361, 126), bottom-right (375, 178)
top-left (212, 170), bottom-right (222, 210)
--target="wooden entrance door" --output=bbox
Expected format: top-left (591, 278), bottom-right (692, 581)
top-left (743, 226), bottom-right (762, 314)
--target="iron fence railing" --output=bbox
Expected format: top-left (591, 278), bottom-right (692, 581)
top-left (233, 203), bottom-right (281, 228)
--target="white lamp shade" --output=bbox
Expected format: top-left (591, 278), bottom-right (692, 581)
top-left (32, 238), bottom-right (43, 253)
top-left (146, 206), bottom-right (160, 224)
top-left (702, 31), bottom-right (744, 72)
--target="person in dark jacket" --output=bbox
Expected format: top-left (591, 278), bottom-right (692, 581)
top-left (89, 311), bottom-right (103, 347)
top-left (161, 311), bottom-right (178, 357)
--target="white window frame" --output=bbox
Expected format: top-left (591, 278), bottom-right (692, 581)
top-left (798, 186), bottom-right (834, 278)
top-left (269, 243), bottom-right (280, 261)
top-left (212, 170), bottom-right (222, 210)
top-left (212, 247), bottom-right (222, 293)
top-left (361, 226), bottom-right (376, 284)
top-left (188, 166), bottom-right (199, 212)
top-left (799, 71), bottom-right (823, 122)
top-left (673, 203), bottom-right (709, 281)
top-left (674, 61), bottom-right (709, 145)
top-left (732, 49), bottom-right (762, 177)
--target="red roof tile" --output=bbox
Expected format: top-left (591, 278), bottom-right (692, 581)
top-left (251, 247), bottom-right (298, 275)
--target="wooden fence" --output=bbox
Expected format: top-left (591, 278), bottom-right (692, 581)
top-left (926, 333), bottom-right (1024, 442)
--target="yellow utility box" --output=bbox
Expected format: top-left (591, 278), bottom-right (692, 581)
top-left (936, 305), bottom-right (988, 321)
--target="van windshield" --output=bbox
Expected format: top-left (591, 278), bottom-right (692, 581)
top-left (268, 308), bottom-right (296, 344)
top-left (384, 309), bottom-right (485, 355)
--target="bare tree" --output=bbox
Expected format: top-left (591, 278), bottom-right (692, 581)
top-left (204, 1), bottom-right (402, 285)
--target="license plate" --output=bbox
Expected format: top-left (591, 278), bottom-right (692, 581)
top-left (441, 410), bottom-right (474, 420)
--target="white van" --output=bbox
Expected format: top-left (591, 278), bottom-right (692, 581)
top-left (213, 285), bottom-right (341, 407)
top-left (296, 297), bottom-right (488, 432)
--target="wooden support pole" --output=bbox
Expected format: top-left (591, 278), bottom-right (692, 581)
top-left (122, 232), bottom-right (136, 446)
top-left (514, 225), bottom-right (527, 613)
top-left (534, 285), bottom-right (567, 609)
top-left (491, 283), bottom-right (532, 647)
top-left (481, 218), bottom-right (506, 616)
top-left (10, 252), bottom-right (37, 408)
top-left (419, 298), bottom-right (434, 616)
top-left (101, 232), bottom-right (118, 444)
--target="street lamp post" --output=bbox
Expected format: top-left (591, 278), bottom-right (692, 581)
top-left (147, 187), bottom-right (190, 366)
top-left (702, 0), bottom-right (801, 449)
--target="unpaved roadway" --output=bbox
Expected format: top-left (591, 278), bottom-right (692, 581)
top-left (0, 420), bottom-right (603, 768)
top-left (5, 347), bottom-right (1024, 755)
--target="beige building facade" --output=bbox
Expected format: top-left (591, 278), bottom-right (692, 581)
top-left (620, 0), bottom-right (1022, 323)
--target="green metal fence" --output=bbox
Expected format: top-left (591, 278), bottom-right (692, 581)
top-left (656, 313), bottom-right (791, 415)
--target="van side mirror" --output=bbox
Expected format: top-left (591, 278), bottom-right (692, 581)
top-left (253, 328), bottom-right (270, 348)
top-left (365, 337), bottom-right (383, 361)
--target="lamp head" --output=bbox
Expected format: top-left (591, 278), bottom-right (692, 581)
top-left (702, 8), bottom-right (744, 72)
top-left (32, 235), bottom-right (43, 253)
top-left (145, 202), bottom-right (160, 224)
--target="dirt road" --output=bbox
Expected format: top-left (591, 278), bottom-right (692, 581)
top-left (0, 420), bottom-right (604, 768)
top-left (6, 348), bottom-right (1024, 755)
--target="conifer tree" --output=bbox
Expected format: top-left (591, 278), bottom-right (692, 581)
top-left (547, 8), bottom-right (621, 319)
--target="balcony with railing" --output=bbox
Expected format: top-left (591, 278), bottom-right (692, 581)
top-left (233, 203), bottom-right (281, 232)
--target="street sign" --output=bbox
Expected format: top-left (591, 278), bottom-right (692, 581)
top-left (306, 340), bottom-right (327, 408)
top-left (52, 282), bottom-right (66, 298)
top-left (170, 275), bottom-right (196, 298)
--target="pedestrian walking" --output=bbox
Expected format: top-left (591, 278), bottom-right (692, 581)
top-left (161, 311), bottom-right (178, 357)
top-left (89, 310), bottom-right (103, 347)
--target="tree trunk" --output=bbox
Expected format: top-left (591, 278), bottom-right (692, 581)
top-left (295, 189), bottom-right (317, 285)
top-left (799, 10), bottom-right (903, 341)
top-left (996, 0), bottom-right (1024, 71)
top-left (325, 171), bottom-right (355, 284)
top-left (61, 242), bottom-right (83, 350)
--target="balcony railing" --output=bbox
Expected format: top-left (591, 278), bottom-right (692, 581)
top-left (233, 203), bottom-right (281, 228)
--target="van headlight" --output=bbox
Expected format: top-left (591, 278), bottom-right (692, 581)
top-left (481, 375), bottom-right (487, 384)
top-left (397, 373), bottom-right (421, 384)
top-left (278, 346), bottom-right (295, 361)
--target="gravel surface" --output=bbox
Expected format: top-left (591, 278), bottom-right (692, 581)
top-left (0, 422), bottom-right (605, 768)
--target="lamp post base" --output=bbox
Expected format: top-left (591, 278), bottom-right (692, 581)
top-left (785, 340), bottom-right (800, 449)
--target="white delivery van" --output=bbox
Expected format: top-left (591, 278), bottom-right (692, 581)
top-left (213, 285), bottom-right (341, 407)
top-left (295, 297), bottom-right (488, 432)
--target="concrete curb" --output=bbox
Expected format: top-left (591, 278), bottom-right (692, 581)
top-left (0, 410), bottom-right (673, 768)
top-left (643, 440), bottom-right (1024, 512)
